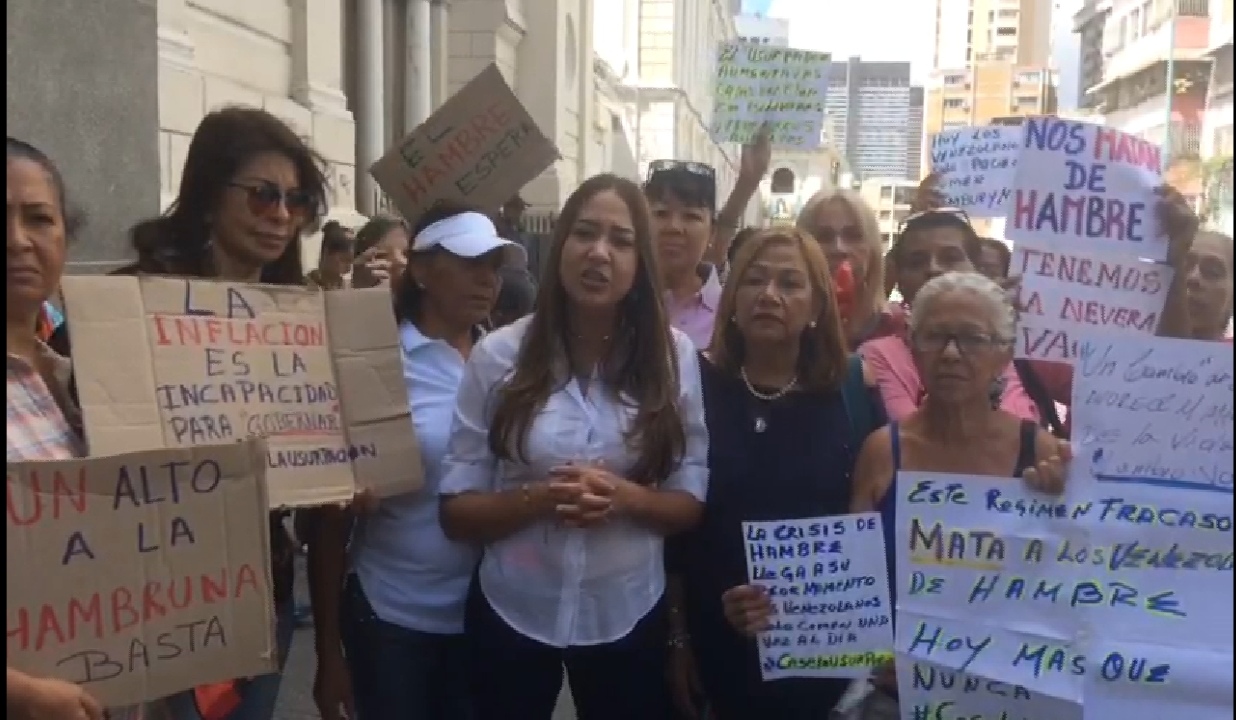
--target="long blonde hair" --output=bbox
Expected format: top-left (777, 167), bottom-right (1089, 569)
top-left (795, 189), bottom-right (886, 319)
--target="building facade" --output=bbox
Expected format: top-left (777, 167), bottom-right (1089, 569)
top-left (593, 0), bottom-right (750, 219)
top-left (1203, 0), bottom-right (1233, 232)
top-left (1073, 0), bottom-right (1112, 112)
top-left (761, 150), bottom-right (848, 227)
top-left (923, 62), bottom-right (1058, 175)
top-left (933, 0), bottom-right (1054, 68)
top-left (925, 0), bottom-right (1057, 177)
top-left (858, 178), bottom-right (917, 250)
top-left (734, 12), bottom-right (790, 45)
top-left (826, 58), bottom-right (924, 182)
top-left (1087, 0), bottom-right (1212, 180)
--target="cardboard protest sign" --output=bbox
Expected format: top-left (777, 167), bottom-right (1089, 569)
top-left (370, 63), bottom-right (559, 224)
top-left (6, 440), bottom-right (277, 707)
top-left (711, 43), bottom-right (831, 148)
top-left (1013, 246), bottom-right (1173, 363)
top-left (929, 125), bottom-right (1022, 217)
top-left (743, 513), bottom-right (893, 680)
top-left (61, 276), bottom-right (423, 508)
top-left (1006, 117), bottom-right (1166, 261)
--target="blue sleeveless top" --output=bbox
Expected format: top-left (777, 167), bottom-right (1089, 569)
top-left (877, 420), bottom-right (1039, 600)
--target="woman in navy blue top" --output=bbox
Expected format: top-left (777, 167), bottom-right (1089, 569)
top-left (666, 228), bottom-right (887, 720)
top-left (849, 271), bottom-right (1071, 716)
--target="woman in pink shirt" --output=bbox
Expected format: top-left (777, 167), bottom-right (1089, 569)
top-left (902, 175), bottom-right (1212, 435)
top-left (858, 207), bottom-right (1043, 422)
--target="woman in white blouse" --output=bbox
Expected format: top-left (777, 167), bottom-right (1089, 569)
top-left (439, 173), bottom-right (709, 720)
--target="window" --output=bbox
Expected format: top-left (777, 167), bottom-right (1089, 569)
top-left (879, 210), bottom-right (892, 222)
top-left (770, 167), bottom-right (796, 194)
top-left (944, 98), bottom-right (966, 109)
top-left (998, 9), bottom-right (1018, 19)
top-left (1016, 95), bottom-right (1041, 107)
top-left (1016, 71), bottom-right (1041, 85)
top-left (880, 185), bottom-right (893, 199)
top-left (944, 73), bottom-right (967, 85)
top-left (996, 27), bottom-right (1017, 37)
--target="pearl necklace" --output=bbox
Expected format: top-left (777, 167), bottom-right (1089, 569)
top-left (740, 368), bottom-right (798, 433)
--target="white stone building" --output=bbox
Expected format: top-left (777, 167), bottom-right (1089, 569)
top-left (156, 0), bottom-right (762, 257)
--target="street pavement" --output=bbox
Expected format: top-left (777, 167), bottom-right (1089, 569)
top-left (273, 557), bottom-right (576, 719)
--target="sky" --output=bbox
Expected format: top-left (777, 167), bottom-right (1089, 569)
top-left (756, 0), bottom-right (936, 83)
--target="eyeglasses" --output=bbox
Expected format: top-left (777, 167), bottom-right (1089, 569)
top-left (229, 181), bottom-right (317, 219)
top-left (912, 330), bottom-right (1010, 354)
top-left (898, 207), bottom-right (972, 232)
top-left (812, 226), bottom-right (865, 245)
top-left (646, 160), bottom-right (717, 182)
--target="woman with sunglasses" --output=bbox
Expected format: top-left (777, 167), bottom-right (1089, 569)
top-left (647, 133), bottom-right (771, 349)
top-left (794, 190), bottom-right (901, 349)
top-left (116, 107), bottom-right (329, 720)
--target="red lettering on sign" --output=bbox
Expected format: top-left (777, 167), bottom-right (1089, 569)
top-left (6, 468), bottom-right (88, 526)
top-left (7, 563), bottom-right (262, 652)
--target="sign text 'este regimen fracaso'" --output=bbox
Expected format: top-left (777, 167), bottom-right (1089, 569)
top-left (61, 276), bottom-right (423, 508)
top-left (7, 440), bottom-right (277, 707)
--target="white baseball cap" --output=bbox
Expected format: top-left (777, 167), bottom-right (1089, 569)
top-left (412, 211), bottom-right (527, 269)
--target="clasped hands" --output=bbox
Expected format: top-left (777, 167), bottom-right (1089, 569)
top-left (545, 462), bottom-right (630, 529)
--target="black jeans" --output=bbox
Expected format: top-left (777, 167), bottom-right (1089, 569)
top-left (464, 580), bottom-right (672, 720)
top-left (340, 575), bottom-right (473, 720)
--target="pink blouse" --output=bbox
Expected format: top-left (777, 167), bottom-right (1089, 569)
top-left (858, 333), bottom-right (1042, 422)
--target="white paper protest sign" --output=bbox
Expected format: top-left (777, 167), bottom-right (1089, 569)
top-left (1069, 333), bottom-right (1233, 494)
top-left (1013, 247), bottom-right (1173, 363)
top-left (711, 43), bottom-right (831, 148)
top-left (742, 513), bottom-right (893, 680)
top-left (929, 125), bottom-right (1022, 217)
top-left (1006, 117), bottom-right (1166, 262)
top-left (894, 469), bottom-right (1234, 719)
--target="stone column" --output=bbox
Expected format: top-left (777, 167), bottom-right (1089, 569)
top-left (355, 0), bottom-right (387, 214)
top-left (405, 0), bottom-right (434, 131)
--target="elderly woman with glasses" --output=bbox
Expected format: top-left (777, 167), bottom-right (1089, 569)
top-left (857, 207), bottom-right (1044, 422)
top-left (843, 271), bottom-right (1070, 716)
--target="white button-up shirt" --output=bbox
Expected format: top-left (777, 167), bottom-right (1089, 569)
top-left (440, 316), bottom-right (709, 647)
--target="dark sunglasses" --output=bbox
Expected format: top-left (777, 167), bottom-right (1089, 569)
top-left (229, 181), bottom-right (317, 219)
top-left (898, 207), bottom-right (972, 232)
top-left (646, 160), bottom-right (717, 182)
top-left (812, 226), bottom-right (865, 244)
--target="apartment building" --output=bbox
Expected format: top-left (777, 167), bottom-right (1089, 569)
top-left (859, 178), bottom-right (918, 250)
top-left (926, 0), bottom-right (1057, 175)
top-left (1086, 0), bottom-right (1212, 177)
top-left (826, 58), bottom-right (924, 182)
top-left (1203, 0), bottom-right (1233, 231)
top-left (1073, 0), bottom-right (1113, 111)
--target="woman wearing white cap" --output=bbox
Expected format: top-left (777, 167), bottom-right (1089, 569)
top-left (440, 174), bottom-right (709, 720)
top-left (310, 202), bottom-right (526, 720)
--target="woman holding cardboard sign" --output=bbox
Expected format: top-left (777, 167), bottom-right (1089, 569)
top-left (6, 138), bottom-right (127, 720)
top-left (439, 174), bottom-right (709, 720)
top-left (101, 108), bottom-right (330, 720)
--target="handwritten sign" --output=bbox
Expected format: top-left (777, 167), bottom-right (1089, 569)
top-left (6, 440), bottom-right (277, 707)
top-left (1006, 117), bottom-right (1166, 261)
top-left (370, 64), bottom-right (559, 225)
top-left (742, 513), bottom-right (893, 680)
top-left (61, 276), bottom-right (424, 508)
top-left (895, 469), bottom-right (1233, 718)
top-left (710, 43), bottom-right (831, 148)
top-left (1070, 333), bottom-right (1233, 494)
top-left (929, 125), bottom-right (1022, 217)
top-left (1013, 247), bottom-right (1173, 363)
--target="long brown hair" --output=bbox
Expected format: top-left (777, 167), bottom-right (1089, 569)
top-left (127, 107), bottom-right (328, 285)
top-left (710, 227), bottom-right (850, 393)
top-left (487, 174), bottom-right (685, 485)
